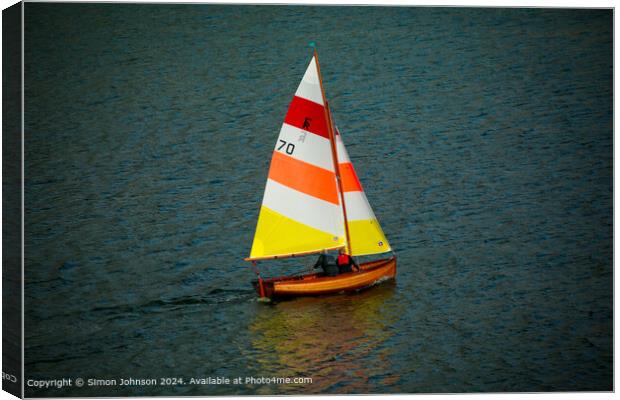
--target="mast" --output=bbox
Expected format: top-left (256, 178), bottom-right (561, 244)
top-left (313, 49), bottom-right (353, 255)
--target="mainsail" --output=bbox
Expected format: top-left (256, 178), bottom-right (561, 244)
top-left (248, 56), bottom-right (346, 260)
top-left (247, 54), bottom-right (391, 261)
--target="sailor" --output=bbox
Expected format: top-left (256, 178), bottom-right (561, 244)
top-left (337, 249), bottom-right (359, 274)
top-left (313, 251), bottom-right (339, 277)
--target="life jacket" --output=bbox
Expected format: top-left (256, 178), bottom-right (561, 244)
top-left (337, 254), bottom-right (350, 266)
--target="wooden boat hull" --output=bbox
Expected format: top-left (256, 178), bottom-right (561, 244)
top-left (254, 256), bottom-right (396, 298)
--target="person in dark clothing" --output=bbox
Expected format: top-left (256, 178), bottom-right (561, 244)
top-left (337, 250), bottom-right (359, 274)
top-left (313, 252), bottom-right (339, 277)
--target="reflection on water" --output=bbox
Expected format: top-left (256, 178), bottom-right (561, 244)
top-left (249, 284), bottom-right (401, 394)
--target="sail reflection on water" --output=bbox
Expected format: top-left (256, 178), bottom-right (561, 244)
top-left (247, 284), bottom-right (402, 394)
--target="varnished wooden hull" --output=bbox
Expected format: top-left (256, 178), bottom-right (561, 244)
top-left (254, 256), bottom-right (396, 298)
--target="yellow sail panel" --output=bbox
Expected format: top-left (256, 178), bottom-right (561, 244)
top-left (250, 206), bottom-right (345, 259)
top-left (342, 191), bottom-right (392, 256)
top-left (347, 219), bottom-right (391, 256)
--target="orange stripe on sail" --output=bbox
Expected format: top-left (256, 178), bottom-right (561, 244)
top-left (268, 151), bottom-right (340, 205)
top-left (339, 162), bottom-right (363, 192)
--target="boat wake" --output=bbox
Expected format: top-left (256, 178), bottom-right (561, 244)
top-left (90, 289), bottom-right (256, 319)
top-left (372, 276), bottom-right (392, 286)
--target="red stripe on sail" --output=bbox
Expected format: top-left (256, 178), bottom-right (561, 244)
top-left (283, 96), bottom-right (329, 139)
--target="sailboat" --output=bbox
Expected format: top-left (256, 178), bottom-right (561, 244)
top-left (244, 49), bottom-right (396, 299)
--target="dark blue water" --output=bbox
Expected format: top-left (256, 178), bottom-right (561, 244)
top-left (23, 4), bottom-right (612, 395)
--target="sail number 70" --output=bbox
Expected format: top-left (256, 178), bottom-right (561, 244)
top-left (277, 140), bottom-right (296, 155)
